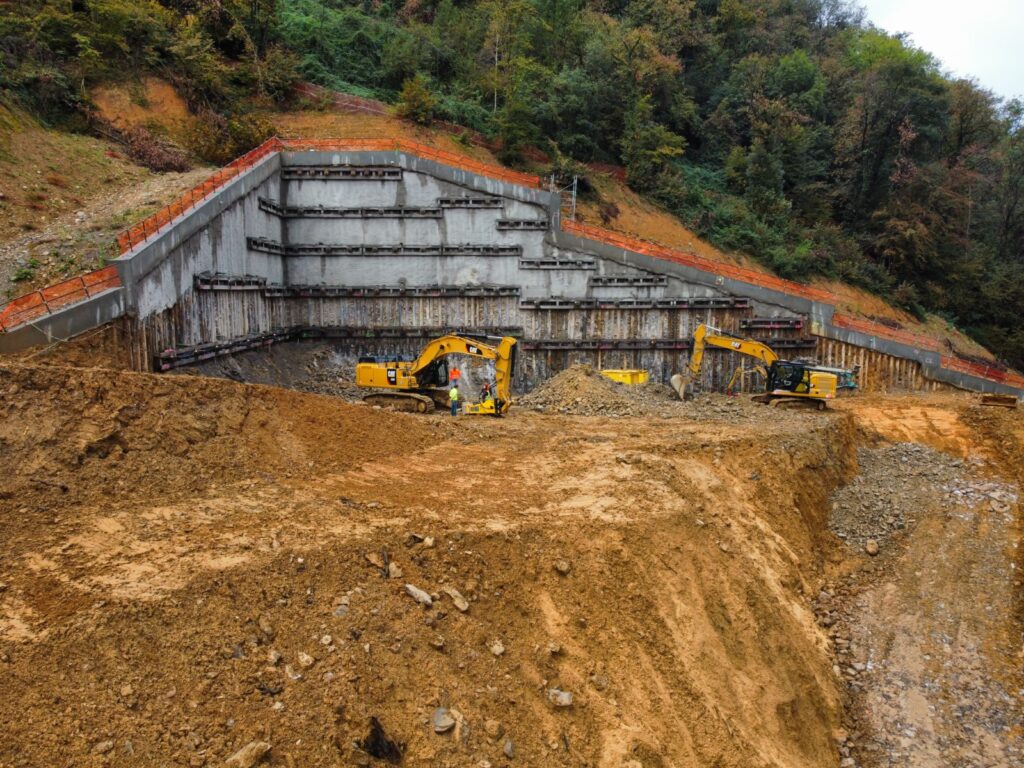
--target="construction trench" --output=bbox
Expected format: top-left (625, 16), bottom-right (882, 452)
top-left (0, 143), bottom-right (1021, 767)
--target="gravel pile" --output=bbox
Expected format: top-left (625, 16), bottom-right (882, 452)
top-left (517, 365), bottom-right (677, 417)
top-left (828, 443), bottom-right (963, 551)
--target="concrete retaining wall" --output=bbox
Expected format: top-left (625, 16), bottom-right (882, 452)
top-left (3, 147), bottom-right (1020, 397)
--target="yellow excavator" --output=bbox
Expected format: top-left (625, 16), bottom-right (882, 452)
top-left (670, 324), bottom-right (838, 409)
top-left (356, 334), bottom-right (517, 415)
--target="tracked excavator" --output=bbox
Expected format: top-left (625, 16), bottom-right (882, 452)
top-left (670, 324), bottom-right (838, 409)
top-left (356, 334), bottom-right (517, 415)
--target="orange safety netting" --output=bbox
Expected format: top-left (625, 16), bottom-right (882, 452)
top-left (561, 220), bottom-right (836, 304)
top-left (0, 266), bottom-right (121, 332)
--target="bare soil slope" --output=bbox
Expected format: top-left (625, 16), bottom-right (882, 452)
top-left (0, 363), bottom-right (854, 768)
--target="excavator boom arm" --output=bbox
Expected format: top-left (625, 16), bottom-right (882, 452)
top-left (410, 335), bottom-right (501, 372)
top-left (682, 324), bottom-right (778, 385)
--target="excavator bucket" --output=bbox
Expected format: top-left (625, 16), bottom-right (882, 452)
top-left (669, 373), bottom-right (695, 401)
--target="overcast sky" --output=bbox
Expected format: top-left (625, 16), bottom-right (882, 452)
top-left (858, 0), bottom-right (1023, 100)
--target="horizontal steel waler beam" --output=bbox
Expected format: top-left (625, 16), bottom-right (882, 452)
top-left (281, 166), bottom-right (402, 180)
top-left (153, 326), bottom-right (817, 370)
top-left (246, 238), bottom-right (522, 257)
top-left (589, 275), bottom-right (667, 286)
top-left (259, 198), bottom-right (443, 219)
top-left (520, 297), bottom-right (751, 310)
top-left (496, 219), bottom-right (549, 230)
top-left (192, 274), bottom-right (753, 308)
top-left (518, 337), bottom-right (817, 351)
top-left (193, 274), bottom-right (522, 298)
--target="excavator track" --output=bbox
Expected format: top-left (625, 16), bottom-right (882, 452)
top-left (759, 395), bottom-right (828, 411)
top-left (362, 392), bottom-right (435, 413)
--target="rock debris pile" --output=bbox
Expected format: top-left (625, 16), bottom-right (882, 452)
top-left (821, 441), bottom-right (1023, 768)
top-left (828, 443), bottom-right (966, 551)
top-left (518, 365), bottom-right (676, 416)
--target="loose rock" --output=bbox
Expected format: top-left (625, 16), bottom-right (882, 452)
top-left (441, 585), bottom-right (469, 612)
top-left (404, 584), bottom-right (433, 607)
top-left (547, 688), bottom-right (573, 707)
top-left (224, 740), bottom-right (271, 768)
top-left (432, 707), bottom-right (456, 734)
top-left (484, 719), bottom-right (504, 739)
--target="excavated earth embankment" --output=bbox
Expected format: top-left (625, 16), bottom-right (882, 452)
top-left (0, 363), bottom-right (1019, 768)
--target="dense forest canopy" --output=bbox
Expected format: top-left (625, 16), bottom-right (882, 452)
top-left (2, 1), bottom-right (1023, 366)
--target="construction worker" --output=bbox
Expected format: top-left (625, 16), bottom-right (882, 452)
top-left (481, 381), bottom-right (493, 402)
top-left (448, 384), bottom-right (459, 416)
top-left (450, 365), bottom-right (461, 384)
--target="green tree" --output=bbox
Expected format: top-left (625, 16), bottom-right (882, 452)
top-left (621, 95), bottom-right (686, 191)
top-left (395, 74), bottom-right (437, 125)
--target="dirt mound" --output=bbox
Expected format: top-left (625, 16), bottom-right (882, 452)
top-left (0, 360), bottom-right (858, 768)
top-left (0, 362), bottom-right (440, 513)
top-left (518, 364), bottom-right (676, 417)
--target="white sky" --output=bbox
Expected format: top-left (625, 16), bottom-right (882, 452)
top-left (859, 0), bottom-right (1024, 100)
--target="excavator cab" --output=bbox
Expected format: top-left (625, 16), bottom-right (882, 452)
top-left (766, 361), bottom-right (838, 402)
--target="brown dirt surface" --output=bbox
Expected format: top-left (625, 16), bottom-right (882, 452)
top-left (91, 78), bottom-right (194, 144)
top-left (265, 109), bottom-right (504, 168)
top-left (818, 395), bottom-right (1024, 768)
top-left (0, 360), bottom-right (861, 767)
top-left (0, 364), bottom-right (1020, 768)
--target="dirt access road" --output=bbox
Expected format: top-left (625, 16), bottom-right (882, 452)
top-left (0, 365), bottom-right (1020, 768)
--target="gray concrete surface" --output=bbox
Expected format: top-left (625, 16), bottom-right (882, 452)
top-left (0, 147), bottom-right (1019, 397)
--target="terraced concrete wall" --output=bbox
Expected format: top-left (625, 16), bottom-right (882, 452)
top-left (3, 146), bottom-right (1019, 397)
top-left (108, 150), bottom-right (814, 389)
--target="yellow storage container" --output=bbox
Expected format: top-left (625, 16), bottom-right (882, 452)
top-left (600, 369), bottom-right (650, 386)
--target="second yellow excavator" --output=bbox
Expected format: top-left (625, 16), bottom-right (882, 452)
top-left (356, 334), bottom-right (517, 415)
top-left (670, 324), bottom-right (837, 409)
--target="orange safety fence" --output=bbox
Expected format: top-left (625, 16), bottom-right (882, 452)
top-left (0, 266), bottom-right (122, 332)
top-left (561, 220), bottom-right (836, 304)
top-left (116, 137), bottom-right (286, 253)
top-left (830, 313), bottom-right (943, 352)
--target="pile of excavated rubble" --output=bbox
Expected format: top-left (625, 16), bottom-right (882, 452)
top-left (828, 443), bottom-right (967, 552)
top-left (518, 365), bottom-right (679, 417)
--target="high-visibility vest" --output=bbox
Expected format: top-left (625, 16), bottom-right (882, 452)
top-left (449, 388), bottom-right (459, 401)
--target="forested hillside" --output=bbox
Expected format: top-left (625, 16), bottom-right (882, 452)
top-left (2, 1), bottom-right (1023, 366)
